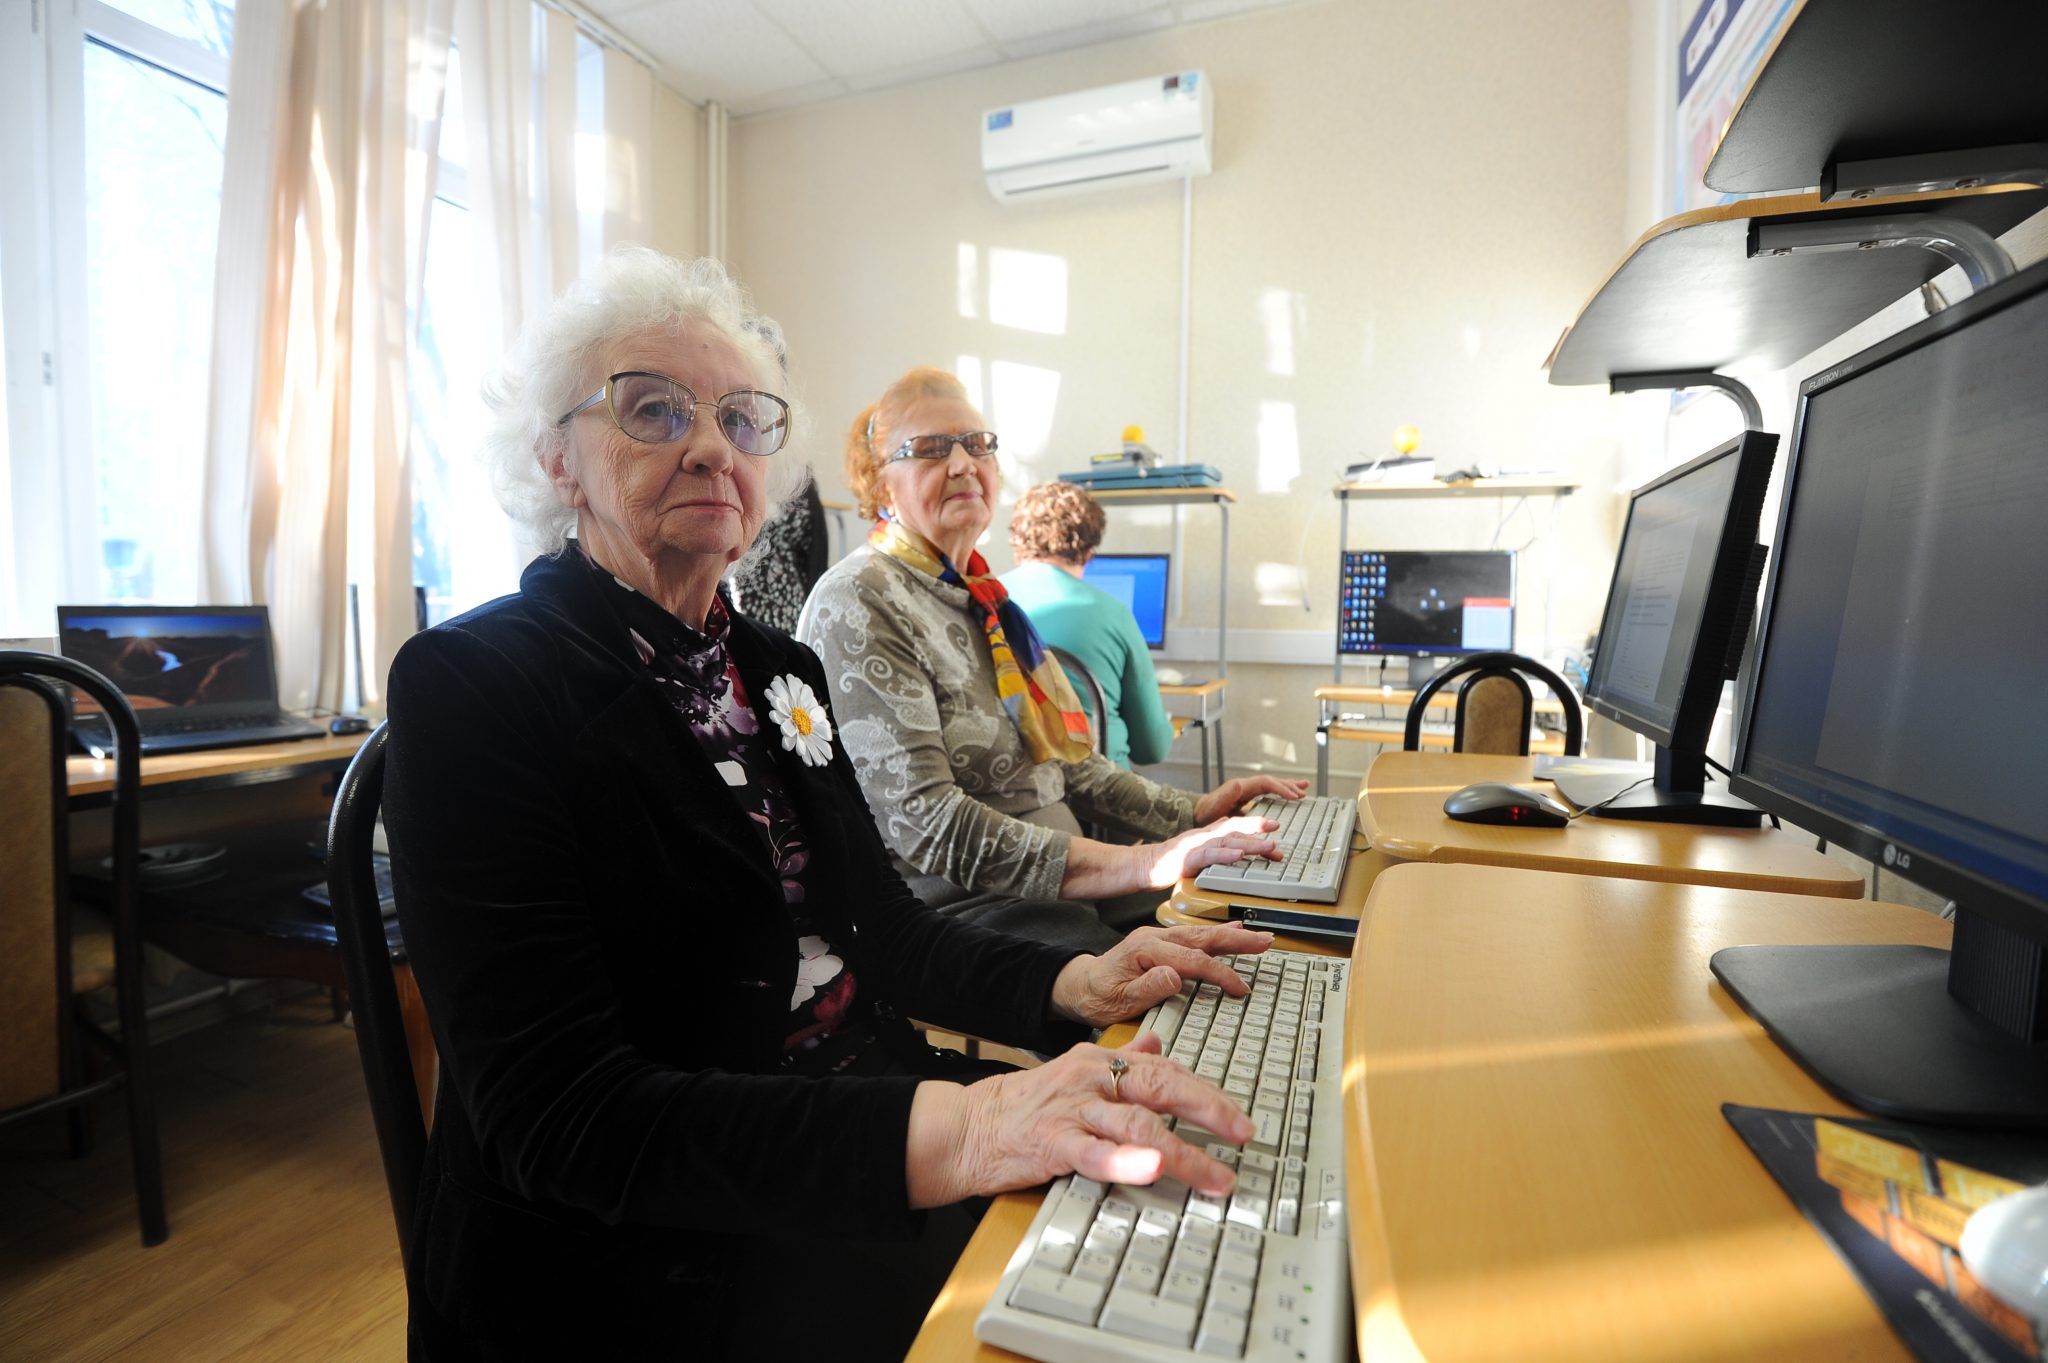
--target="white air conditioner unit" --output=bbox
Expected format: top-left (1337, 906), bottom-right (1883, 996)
top-left (981, 71), bottom-right (1213, 203)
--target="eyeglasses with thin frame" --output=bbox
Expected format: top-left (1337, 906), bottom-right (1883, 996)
top-left (887, 431), bottom-right (999, 464)
top-left (557, 372), bottom-right (791, 456)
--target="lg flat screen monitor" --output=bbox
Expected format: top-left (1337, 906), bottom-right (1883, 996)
top-left (1580, 429), bottom-right (1777, 825)
top-left (1337, 551), bottom-right (1514, 677)
top-left (1716, 257), bottom-right (2048, 1130)
top-left (1083, 553), bottom-right (1170, 650)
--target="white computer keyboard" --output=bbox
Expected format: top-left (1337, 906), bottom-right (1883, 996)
top-left (1193, 794), bottom-right (1359, 904)
top-left (975, 949), bottom-right (1351, 1362)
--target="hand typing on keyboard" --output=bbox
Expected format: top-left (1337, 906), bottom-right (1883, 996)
top-left (905, 924), bottom-right (1274, 1212)
top-left (1192, 776), bottom-right (1310, 827)
top-left (907, 1033), bottom-right (1256, 1211)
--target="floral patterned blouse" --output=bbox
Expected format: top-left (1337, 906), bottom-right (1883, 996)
top-left (580, 549), bottom-right (856, 1056)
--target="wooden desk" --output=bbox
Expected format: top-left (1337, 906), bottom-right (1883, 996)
top-left (1314, 685), bottom-right (1572, 794)
top-left (1159, 678), bottom-right (1227, 785)
top-left (66, 732), bottom-right (369, 807)
top-left (1344, 863), bottom-right (1949, 1362)
top-left (62, 732), bottom-right (436, 1119)
top-left (1360, 751), bottom-right (1866, 898)
top-left (906, 929), bottom-right (1351, 1363)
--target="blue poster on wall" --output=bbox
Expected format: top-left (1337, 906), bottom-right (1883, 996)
top-left (1672, 0), bottom-right (1799, 214)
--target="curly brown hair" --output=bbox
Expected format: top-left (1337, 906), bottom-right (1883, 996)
top-left (844, 367), bottom-right (970, 520)
top-left (1010, 482), bottom-right (1106, 565)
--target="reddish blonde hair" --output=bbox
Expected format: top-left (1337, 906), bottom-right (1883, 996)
top-left (1011, 482), bottom-right (1106, 564)
top-left (844, 367), bottom-right (971, 520)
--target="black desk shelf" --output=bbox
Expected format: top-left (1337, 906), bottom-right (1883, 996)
top-left (1704, 0), bottom-right (2048, 197)
top-left (1543, 186), bottom-right (2047, 388)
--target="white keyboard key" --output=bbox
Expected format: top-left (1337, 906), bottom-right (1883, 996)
top-left (1195, 1306), bottom-right (1249, 1357)
top-left (1073, 1246), bottom-right (1121, 1283)
top-left (1161, 1266), bottom-right (1208, 1306)
top-left (1009, 1265), bottom-right (1108, 1324)
top-left (1115, 1256), bottom-right (1164, 1293)
top-left (1031, 1235), bottom-right (1078, 1272)
top-left (1214, 1244), bottom-right (1260, 1286)
top-left (1099, 1289), bottom-right (1198, 1347)
top-left (1210, 1278), bottom-right (1254, 1317)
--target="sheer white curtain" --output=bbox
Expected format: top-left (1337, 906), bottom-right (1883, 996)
top-left (445, 1), bottom-right (658, 577)
top-left (200, 0), bottom-right (453, 713)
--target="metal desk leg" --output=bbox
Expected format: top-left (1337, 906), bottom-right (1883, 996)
top-left (1212, 717), bottom-right (1224, 786)
top-left (1315, 723), bottom-right (1329, 797)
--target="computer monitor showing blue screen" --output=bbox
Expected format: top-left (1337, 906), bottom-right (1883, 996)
top-left (1083, 554), bottom-right (1170, 650)
top-left (1580, 429), bottom-right (1776, 826)
top-left (1714, 258), bottom-right (2048, 1129)
top-left (1338, 550), bottom-right (1514, 657)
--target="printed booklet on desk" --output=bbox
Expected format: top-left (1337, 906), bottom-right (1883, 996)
top-left (1723, 1104), bottom-right (2048, 1362)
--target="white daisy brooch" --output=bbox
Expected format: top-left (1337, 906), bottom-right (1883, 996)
top-left (765, 674), bottom-right (834, 767)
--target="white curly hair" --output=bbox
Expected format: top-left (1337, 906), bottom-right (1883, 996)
top-left (479, 246), bottom-right (809, 558)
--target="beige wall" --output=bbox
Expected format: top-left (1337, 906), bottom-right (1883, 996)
top-left (648, 85), bottom-right (705, 262)
top-left (726, 0), bottom-right (1637, 787)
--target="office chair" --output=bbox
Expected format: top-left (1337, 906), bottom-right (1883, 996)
top-left (1404, 651), bottom-right (1584, 758)
top-left (1046, 646), bottom-right (1108, 753)
top-left (0, 651), bottom-right (168, 1246)
top-left (324, 723), bottom-right (429, 1263)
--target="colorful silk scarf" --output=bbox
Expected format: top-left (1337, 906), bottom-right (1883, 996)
top-left (869, 519), bottom-right (1092, 764)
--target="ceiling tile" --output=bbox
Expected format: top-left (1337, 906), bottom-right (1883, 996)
top-left (601, 0), bottom-right (831, 107)
top-left (958, 0), bottom-right (1169, 48)
top-left (753, 0), bottom-right (990, 76)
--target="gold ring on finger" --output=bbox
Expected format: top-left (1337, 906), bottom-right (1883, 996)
top-left (1107, 1055), bottom-right (1128, 1101)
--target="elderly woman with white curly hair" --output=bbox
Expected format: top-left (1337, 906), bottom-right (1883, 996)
top-left (380, 246), bottom-right (1274, 1362)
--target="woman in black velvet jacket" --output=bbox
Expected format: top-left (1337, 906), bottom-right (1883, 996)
top-left (383, 249), bottom-right (1267, 1362)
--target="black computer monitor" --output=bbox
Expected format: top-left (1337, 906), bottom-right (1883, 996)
top-left (1082, 553), bottom-right (1170, 650)
top-left (1580, 430), bottom-right (1777, 826)
top-left (1338, 550), bottom-right (1514, 683)
top-left (1713, 259), bottom-right (2048, 1130)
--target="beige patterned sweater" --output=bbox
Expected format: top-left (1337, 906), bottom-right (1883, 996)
top-left (800, 545), bottom-right (1195, 905)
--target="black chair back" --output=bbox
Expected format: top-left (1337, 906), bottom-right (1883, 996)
top-left (324, 723), bottom-right (425, 1262)
top-left (1403, 651), bottom-right (1584, 757)
top-left (0, 650), bottom-right (166, 1245)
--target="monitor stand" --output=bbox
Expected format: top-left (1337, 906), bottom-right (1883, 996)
top-left (1403, 655), bottom-right (1450, 689)
top-left (1711, 909), bottom-right (2048, 1129)
top-left (1582, 746), bottom-right (1764, 827)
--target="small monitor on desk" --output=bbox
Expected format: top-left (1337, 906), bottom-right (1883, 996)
top-left (1083, 553), bottom-right (1169, 650)
top-left (1338, 550), bottom-right (1514, 683)
top-left (1715, 257), bottom-right (2048, 1130)
top-left (1579, 429), bottom-right (1777, 825)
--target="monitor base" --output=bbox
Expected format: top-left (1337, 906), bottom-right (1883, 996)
top-left (1711, 943), bottom-right (2048, 1130)
top-left (1585, 784), bottom-right (1764, 827)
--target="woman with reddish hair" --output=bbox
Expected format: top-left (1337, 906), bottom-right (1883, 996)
top-left (800, 367), bottom-right (1304, 948)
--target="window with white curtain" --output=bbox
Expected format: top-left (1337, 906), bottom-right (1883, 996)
top-left (0, 0), bottom-right (233, 632)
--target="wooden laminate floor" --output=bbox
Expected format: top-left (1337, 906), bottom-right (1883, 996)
top-left (0, 994), bottom-right (406, 1361)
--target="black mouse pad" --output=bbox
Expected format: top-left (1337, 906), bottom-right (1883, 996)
top-left (1724, 1104), bottom-right (2048, 1362)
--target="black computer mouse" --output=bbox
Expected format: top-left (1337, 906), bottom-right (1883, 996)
top-left (1443, 782), bottom-right (1572, 827)
top-left (329, 715), bottom-right (372, 736)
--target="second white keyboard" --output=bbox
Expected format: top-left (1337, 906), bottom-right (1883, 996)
top-left (1193, 794), bottom-right (1359, 904)
top-left (975, 949), bottom-right (1351, 1363)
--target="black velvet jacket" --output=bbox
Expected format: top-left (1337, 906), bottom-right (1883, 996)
top-left (383, 551), bottom-right (1086, 1359)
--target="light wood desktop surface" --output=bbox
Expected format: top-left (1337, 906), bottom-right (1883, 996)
top-left (906, 925), bottom-right (1352, 1363)
top-left (1345, 863), bottom-right (1949, 1363)
top-left (66, 731), bottom-right (370, 803)
top-left (1360, 751), bottom-right (1865, 898)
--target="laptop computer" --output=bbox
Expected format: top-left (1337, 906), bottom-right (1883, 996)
top-left (56, 604), bottom-right (327, 757)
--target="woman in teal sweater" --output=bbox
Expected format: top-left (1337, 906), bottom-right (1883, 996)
top-left (1000, 482), bottom-right (1177, 769)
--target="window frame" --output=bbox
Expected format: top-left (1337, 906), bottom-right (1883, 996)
top-left (0, 0), bottom-right (230, 630)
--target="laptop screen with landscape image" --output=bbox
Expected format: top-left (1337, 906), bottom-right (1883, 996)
top-left (57, 606), bottom-right (283, 718)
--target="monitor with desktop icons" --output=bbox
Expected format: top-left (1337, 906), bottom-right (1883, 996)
top-left (1338, 549), bottom-right (1514, 684)
top-left (1713, 256), bottom-right (2048, 1130)
top-left (1082, 553), bottom-right (1171, 651)
top-left (1578, 428), bottom-right (1777, 825)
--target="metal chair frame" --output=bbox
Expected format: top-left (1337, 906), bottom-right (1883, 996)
top-left (324, 723), bottom-right (427, 1263)
top-left (1402, 651), bottom-right (1585, 757)
top-left (0, 651), bottom-right (167, 1245)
